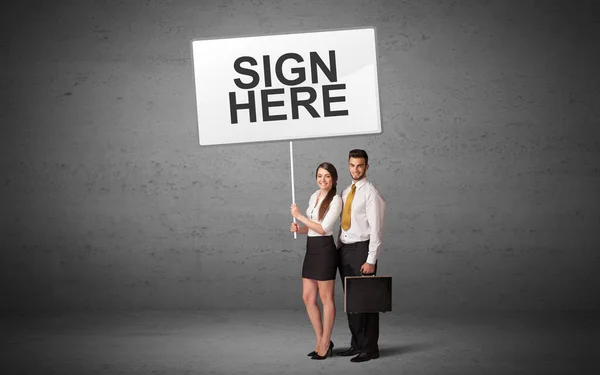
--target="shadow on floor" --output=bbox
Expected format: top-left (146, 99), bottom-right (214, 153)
top-left (334, 342), bottom-right (435, 358)
top-left (379, 343), bottom-right (436, 357)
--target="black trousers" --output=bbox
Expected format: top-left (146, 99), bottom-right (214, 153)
top-left (338, 240), bottom-right (379, 354)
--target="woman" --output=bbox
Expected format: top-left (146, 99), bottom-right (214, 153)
top-left (290, 162), bottom-right (342, 360)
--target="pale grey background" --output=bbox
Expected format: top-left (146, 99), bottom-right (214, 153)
top-left (2, 0), bottom-right (599, 313)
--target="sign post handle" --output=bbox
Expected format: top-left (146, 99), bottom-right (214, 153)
top-left (290, 141), bottom-right (297, 240)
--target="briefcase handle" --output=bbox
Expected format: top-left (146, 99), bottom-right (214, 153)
top-left (360, 271), bottom-right (376, 277)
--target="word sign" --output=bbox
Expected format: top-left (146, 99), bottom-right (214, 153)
top-left (192, 28), bottom-right (381, 146)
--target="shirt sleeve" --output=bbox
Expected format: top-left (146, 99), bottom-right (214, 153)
top-left (320, 195), bottom-right (342, 234)
top-left (365, 187), bottom-right (386, 264)
top-left (335, 189), bottom-right (347, 248)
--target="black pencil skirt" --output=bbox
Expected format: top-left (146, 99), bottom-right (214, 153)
top-left (302, 235), bottom-right (338, 281)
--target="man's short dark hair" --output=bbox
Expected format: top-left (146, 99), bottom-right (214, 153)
top-left (348, 149), bottom-right (368, 165)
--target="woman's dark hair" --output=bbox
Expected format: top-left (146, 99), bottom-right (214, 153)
top-left (349, 149), bottom-right (369, 165)
top-left (315, 162), bottom-right (338, 221)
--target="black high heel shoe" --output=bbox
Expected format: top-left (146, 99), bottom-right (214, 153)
top-left (307, 351), bottom-right (317, 357)
top-left (311, 340), bottom-right (334, 360)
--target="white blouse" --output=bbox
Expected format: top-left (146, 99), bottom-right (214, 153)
top-left (305, 190), bottom-right (343, 237)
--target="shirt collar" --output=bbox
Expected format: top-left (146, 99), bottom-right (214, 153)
top-left (352, 178), bottom-right (368, 190)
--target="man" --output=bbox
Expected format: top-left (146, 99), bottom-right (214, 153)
top-left (336, 149), bottom-right (386, 363)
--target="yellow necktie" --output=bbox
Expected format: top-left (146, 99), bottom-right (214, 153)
top-left (341, 184), bottom-right (356, 231)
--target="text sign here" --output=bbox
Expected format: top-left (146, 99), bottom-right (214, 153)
top-left (191, 28), bottom-right (381, 146)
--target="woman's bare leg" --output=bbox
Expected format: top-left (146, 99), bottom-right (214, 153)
top-left (302, 278), bottom-right (322, 352)
top-left (316, 279), bottom-right (336, 355)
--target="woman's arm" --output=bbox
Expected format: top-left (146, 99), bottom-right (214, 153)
top-left (291, 204), bottom-right (326, 235)
top-left (319, 195), bottom-right (342, 234)
top-left (290, 222), bottom-right (309, 235)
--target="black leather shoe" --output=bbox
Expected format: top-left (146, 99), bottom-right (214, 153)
top-left (308, 339), bottom-right (333, 356)
top-left (350, 352), bottom-right (380, 362)
top-left (311, 340), bottom-right (334, 360)
top-left (336, 347), bottom-right (360, 356)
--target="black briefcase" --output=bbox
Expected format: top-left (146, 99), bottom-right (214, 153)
top-left (344, 275), bottom-right (392, 314)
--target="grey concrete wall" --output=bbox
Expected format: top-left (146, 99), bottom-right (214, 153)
top-left (2, 0), bottom-right (599, 312)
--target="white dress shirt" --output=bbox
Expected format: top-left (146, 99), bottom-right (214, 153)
top-left (338, 178), bottom-right (386, 264)
top-left (305, 190), bottom-right (343, 237)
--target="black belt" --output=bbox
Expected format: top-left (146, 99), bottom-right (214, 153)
top-left (341, 239), bottom-right (369, 248)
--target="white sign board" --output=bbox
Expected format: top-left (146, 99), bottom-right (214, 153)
top-left (191, 28), bottom-right (381, 146)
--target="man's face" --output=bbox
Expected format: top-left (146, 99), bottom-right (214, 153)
top-left (349, 157), bottom-right (368, 181)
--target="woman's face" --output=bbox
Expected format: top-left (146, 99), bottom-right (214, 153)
top-left (316, 168), bottom-right (333, 191)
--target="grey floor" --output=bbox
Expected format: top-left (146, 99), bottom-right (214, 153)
top-left (3, 310), bottom-right (598, 375)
